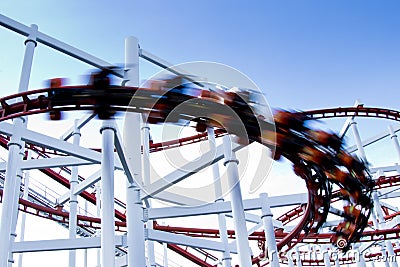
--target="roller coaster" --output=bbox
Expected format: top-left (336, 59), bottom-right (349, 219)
top-left (0, 14), bottom-right (400, 267)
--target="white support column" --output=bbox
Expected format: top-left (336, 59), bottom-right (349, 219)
top-left (100, 120), bottom-right (116, 267)
top-left (355, 244), bottom-right (367, 267)
top-left (163, 241), bottom-right (169, 267)
top-left (8, 166), bottom-right (24, 266)
top-left (69, 119), bottom-right (81, 267)
top-left (322, 245), bottom-right (331, 267)
top-left (351, 119), bottom-right (368, 163)
top-left (123, 36), bottom-right (146, 267)
top-left (334, 255), bottom-right (340, 267)
top-left (0, 24), bottom-right (37, 267)
top-left (389, 125), bottom-right (400, 163)
top-left (369, 259), bottom-right (376, 267)
top-left (295, 246), bottom-right (302, 267)
top-left (207, 127), bottom-right (232, 267)
top-left (83, 200), bottom-right (88, 267)
top-left (287, 252), bottom-right (295, 267)
top-left (381, 245), bottom-right (391, 267)
top-left (142, 122), bottom-right (156, 267)
top-left (17, 151), bottom-right (31, 267)
top-left (357, 256), bottom-right (367, 267)
top-left (95, 184), bottom-right (101, 267)
top-left (222, 135), bottom-right (252, 267)
top-left (260, 193), bottom-right (279, 267)
top-left (125, 113), bottom-right (146, 267)
top-left (372, 192), bottom-right (398, 267)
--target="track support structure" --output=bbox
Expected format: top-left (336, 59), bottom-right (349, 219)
top-left (223, 135), bottom-right (252, 267)
top-left (0, 24), bottom-right (37, 267)
top-left (123, 36), bottom-right (146, 267)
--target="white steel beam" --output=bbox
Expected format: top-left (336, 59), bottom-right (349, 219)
top-left (370, 164), bottom-right (400, 174)
top-left (346, 125), bottom-right (400, 154)
top-left (148, 198), bottom-right (261, 219)
top-left (223, 135), bottom-right (252, 266)
top-left (114, 124), bottom-right (135, 184)
top-left (12, 236), bottom-right (126, 253)
top-left (339, 100), bottom-right (362, 138)
top-left (57, 169), bottom-right (101, 205)
top-left (0, 24), bottom-right (37, 267)
top-left (385, 216), bottom-right (400, 229)
top-left (149, 190), bottom-right (206, 206)
top-left (0, 14), bottom-right (122, 77)
top-left (0, 122), bottom-right (101, 163)
top-left (0, 157), bottom-right (93, 172)
top-left (100, 120), bottom-right (117, 267)
top-left (141, 142), bottom-right (242, 200)
top-left (147, 229), bottom-right (238, 254)
top-left (123, 36), bottom-right (146, 267)
top-left (60, 114), bottom-right (96, 141)
top-left (147, 194), bottom-right (307, 220)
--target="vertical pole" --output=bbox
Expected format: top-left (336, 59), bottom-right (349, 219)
top-left (372, 192), bottom-right (398, 267)
top-left (260, 193), bottom-right (279, 267)
top-left (123, 36), bottom-right (146, 267)
top-left (207, 127), bottom-right (232, 267)
top-left (351, 119), bottom-right (368, 163)
top-left (17, 151), bottom-right (31, 267)
top-left (163, 241), bottom-right (169, 267)
top-left (369, 259), bottom-right (376, 267)
top-left (222, 135), bottom-right (252, 267)
top-left (8, 166), bottom-right (24, 266)
top-left (100, 120), bottom-right (116, 267)
top-left (322, 245), bottom-right (331, 267)
top-left (69, 119), bottom-right (81, 267)
top-left (357, 255), bottom-right (367, 267)
top-left (83, 200), bottom-right (88, 267)
top-left (295, 246), bottom-right (302, 267)
top-left (142, 122), bottom-right (156, 267)
top-left (95, 184), bottom-right (101, 267)
top-left (0, 24), bottom-right (37, 267)
top-left (355, 244), bottom-right (366, 267)
top-left (388, 125), bottom-right (400, 163)
top-left (287, 251), bottom-right (295, 267)
top-left (334, 255), bottom-right (340, 267)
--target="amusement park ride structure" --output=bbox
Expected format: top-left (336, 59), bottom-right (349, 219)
top-left (0, 13), bottom-right (400, 267)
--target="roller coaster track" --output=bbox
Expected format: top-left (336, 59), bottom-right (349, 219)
top-left (0, 85), bottom-right (397, 265)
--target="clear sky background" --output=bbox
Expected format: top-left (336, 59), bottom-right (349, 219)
top-left (1, 1), bottom-right (400, 266)
top-left (1, 1), bottom-right (399, 111)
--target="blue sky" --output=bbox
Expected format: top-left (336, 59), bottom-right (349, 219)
top-left (1, 1), bottom-right (399, 112)
top-left (1, 0), bottom-right (399, 150)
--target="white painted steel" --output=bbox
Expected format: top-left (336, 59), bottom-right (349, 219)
top-left (0, 14), bottom-right (121, 77)
top-left (12, 236), bottom-right (126, 253)
top-left (389, 125), bottom-right (400, 163)
top-left (69, 120), bottom-right (81, 267)
top-left (17, 150), bottom-right (31, 267)
top-left (0, 24), bottom-right (37, 267)
top-left (351, 119), bottom-right (368, 163)
top-left (142, 122), bottom-right (156, 267)
top-left (372, 192), bottom-right (399, 267)
top-left (123, 36), bottom-right (146, 267)
top-left (260, 193), bottom-right (279, 267)
top-left (100, 120), bottom-right (116, 267)
top-left (222, 135), bottom-right (252, 267)
top-left (208, 127), bottom-right (232, 267)
top-left (322, 245), bottom-right (331, 267)
top-left (147, 229), bottom-right (237, 253)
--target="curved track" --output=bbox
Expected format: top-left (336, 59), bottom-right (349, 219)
top-left (0, 83), bottom-right (397, 266)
